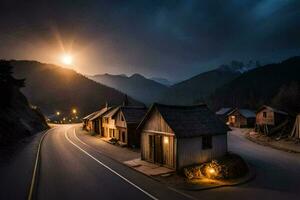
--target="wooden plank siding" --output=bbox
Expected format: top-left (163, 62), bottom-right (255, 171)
top-left (141, 108), bottom-right (176, 169)
top-left (228, 110), bottom-right (248, 128)
top-left (177, 134), bottom-right (227, 169)
top-left (141, 131), bottom-right (176, 169)
top-left (256, 108), bottom-right (275, 125)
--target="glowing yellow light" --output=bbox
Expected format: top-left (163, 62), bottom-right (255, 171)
top-left (164, 136), bottom-right (169, 144)
top-left (61, 54), bottom-right (73, 65)
top-left (56, 111), bottom-right (60, 116)
top-left (72, 109), bottom-right (77, 114)
top-left (208, 167), bottom-right (216, 174)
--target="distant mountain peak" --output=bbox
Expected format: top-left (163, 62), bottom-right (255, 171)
top-left (130, 73), bottom-right (145, 79)
top-left (150, 77), bottom-right (173, 86)
top-left (218, 60), bottom-right (261, 73)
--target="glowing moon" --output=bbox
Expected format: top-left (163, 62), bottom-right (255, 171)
top-left (61, 54), bottom-right (73, 65)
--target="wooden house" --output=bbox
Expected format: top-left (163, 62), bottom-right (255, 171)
top-left (215, 107), bottom-right (234, 123)
top-left (89, 106), bottom-right (112, 135)
top-left (138, 103), bottom-right (229, 170)
top-left (256, 105), bottom-right (288, 126)
top-left (102, 106), bottom-right (120, 138)
top-left (291, 114), bottom-right (300, 139)
top-left (227, 108), bottom-right (256, 128)
top-left (112, 106), bottom-right (147, 147)
top-left (83, 111), bottom-right (98, 131)
top-left (255, 105), bottom-right (288, 134)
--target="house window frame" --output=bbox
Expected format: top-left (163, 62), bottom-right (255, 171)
top-left (263, 112), bottom-right (267, 118)
top-left (202, 135), bottom-right (212, 150)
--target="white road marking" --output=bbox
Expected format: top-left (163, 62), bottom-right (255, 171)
top-left (72, 127), bottom-right (197, 200)
top-left (64, 128), bottom-right (159, 200)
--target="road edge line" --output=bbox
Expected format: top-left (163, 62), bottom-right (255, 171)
top-left (27, 128), bottom-right (54, 200)
top-left (64, 128), bottom-right (159, 200)
top-left (72, 127), bottom-right (198, 199)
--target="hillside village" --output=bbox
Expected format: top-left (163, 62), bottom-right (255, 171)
top-left (81, 95), bottom-right (300, 180)
top-left (1, 1), bottom-right (300, 199)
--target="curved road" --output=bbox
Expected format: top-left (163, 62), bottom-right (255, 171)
top-left (35, 125), bottom-right (300, 200)
top-left (36, 125), bottom-right (191, 200)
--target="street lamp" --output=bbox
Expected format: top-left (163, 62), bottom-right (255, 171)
top-left (72, 109), bottom-right (77, 114)
top-left (56, 111), bottom-right (60, 116)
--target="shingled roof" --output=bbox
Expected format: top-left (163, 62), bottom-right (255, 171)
top-left (83, 111), bottom-right (98, 120)
top-left (89, 106), bottom-right (113, 121)
top-left (256, 105), bottom-right (288, 115)
top-left (216, 107), bottom-right (234, 115)
top-left (138, 103), bottom-right (229, 138)
top-left (119, 106), bottom-right (147, 124)
top-left (227, 108), bottom-right (256, 118)
top-left (103, 106), bottom-right (121, 118)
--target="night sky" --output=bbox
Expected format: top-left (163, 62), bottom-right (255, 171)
top-left (0, 0), bottom-right (300, 81)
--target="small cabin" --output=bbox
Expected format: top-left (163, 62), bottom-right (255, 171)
top-left (215, 107), bottom-right (234, 123)
top-left (112, 106), bottom-right (147, 147)
top-left (256, 105), bottom-right (288, 126)
top-left (89, 106), bottom-right (112, 135)
top-left (255, 105), bottom-right (288, 134)
top-left (138, 103), bottom-right (229, 170)
top-left (82, 111), bottom-right (98, 131)
top-left (227, 108), bottom-right (255, 128)
top-left (102, 106), bottom-right (120, 138)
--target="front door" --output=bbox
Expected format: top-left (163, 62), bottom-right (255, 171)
top-left (154, 135), bottom-right (163, 165)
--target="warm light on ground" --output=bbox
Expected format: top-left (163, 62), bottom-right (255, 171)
top-left (61, 54), bottom-right (73, 65)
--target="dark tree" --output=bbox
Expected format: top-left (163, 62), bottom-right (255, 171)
top-left (0, 61), bottom-right (25, 108)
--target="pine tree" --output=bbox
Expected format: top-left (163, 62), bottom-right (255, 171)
top-left (0, 61), bottom-right (25, 108)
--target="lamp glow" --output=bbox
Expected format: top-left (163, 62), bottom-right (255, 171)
top-left (61, 54), bottom-right (73, 65)
top-left (164, 136), bottom-right (169, 144)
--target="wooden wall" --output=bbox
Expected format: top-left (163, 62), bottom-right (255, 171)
top-left (115, 111), bottom-right (127, 128)
top-left (141, 108), bottom-right (176, 169)
top-left (141, 131), bottom-right (176, 169)
top-left (177, 134), bottom-right (227, 169)
top-left (256, 109), bottom-right (275, 125)
top-left (228, 110), bottom-right (247, 128)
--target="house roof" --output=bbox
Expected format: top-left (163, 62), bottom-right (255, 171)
top-left (83, 111), bottom-right (98, 120)
top-left (216, 107), bottom-right (233, 115)
top-left (103, 106), bottom-right (120, 118)
top-left (256, 105), bottom-right (288, 115)
top-left (228, 108), bottom-right (256, 118)
top-left (118, 106), bottom-right (147, 124)
top-left (138, 103), bottom-right (229, 138)
top-left (89, 107), bottom-right (113, 121)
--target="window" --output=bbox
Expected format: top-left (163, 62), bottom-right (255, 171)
top-left (121, 115), bottom-right (124, 121)
top-left (122, 131), bottom-right (126, 142)
top-left (263, 112), bottom-right (267, 118)
top-left (202, 136), bottom-right (212, 150)
top-left (231, 115), bottom-right (236, 123)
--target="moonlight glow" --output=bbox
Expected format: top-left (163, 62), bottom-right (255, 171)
top-left (61, 54), bottom-right (73, 65)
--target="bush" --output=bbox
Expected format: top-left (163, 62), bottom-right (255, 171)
top-left (109, 138), bottom-right (119, 144)
top-left (183, 153), bottom-right (248, 180)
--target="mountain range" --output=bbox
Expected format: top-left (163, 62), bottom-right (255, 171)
top-left (10, 60), bottom-right (141, 117)
top-left (209, 57), bottom-right (300, 115)
top-left (89, 73), bottom-right (169, 104)
top-left (5, 56), bottom-right (299, 119)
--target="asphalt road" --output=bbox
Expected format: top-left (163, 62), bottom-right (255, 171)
top-left (35, 125), bottom-right (300, 200)
top-left (184, 128), bottom-right (300, 200)
top-left (36, 125), bottom-right (191, 200)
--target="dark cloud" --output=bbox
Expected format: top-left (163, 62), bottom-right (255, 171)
top-left (0, 0), bottom-right (299, 81)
